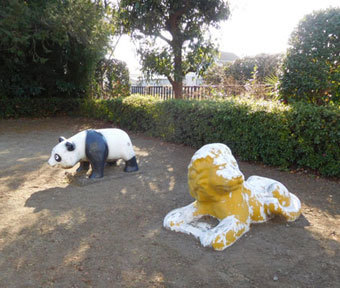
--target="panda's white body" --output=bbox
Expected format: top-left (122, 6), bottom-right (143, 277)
top-left (48, 128), bottom-right (138, 178)
top-left (96, 128), bottom-right (135, 161)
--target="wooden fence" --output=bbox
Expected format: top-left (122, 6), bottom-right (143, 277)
top-left (130, 84), bottom-right (259, 100)
top-left (130, 85), bottom-right (222, 100)
top-left (130, 83), bottom-right (272, 100)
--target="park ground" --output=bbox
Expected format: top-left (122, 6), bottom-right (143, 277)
top-left (0, 117), bottom-right (339, 288)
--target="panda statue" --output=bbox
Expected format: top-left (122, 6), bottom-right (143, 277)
top-left (48, 128), bottom-right (139, 178)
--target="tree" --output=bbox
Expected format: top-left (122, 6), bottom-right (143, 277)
top-left (279, 8), bottom-right (340, 105)
top-left (202, 54), bottom-right (282, 98)
top-left (118, 0), bottom-right (230, 99)
top-left (224, 54), bottom-right (283, 85)
top-left (93, 58), bottom-right (130, 98)
top-left (0, 0), bottom-right (112, 99)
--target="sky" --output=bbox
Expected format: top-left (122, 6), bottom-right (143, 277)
top-left (114, 0), bottom-right (339, 75)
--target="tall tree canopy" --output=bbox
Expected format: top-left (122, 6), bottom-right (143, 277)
top-left (118, 0), bottom-right (230, 98)
top-left (0, 0), bottom-right (113, 99)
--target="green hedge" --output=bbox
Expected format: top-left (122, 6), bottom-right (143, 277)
top-left (1, 95), bottom-right (339, 177)
top-left (0, 97), bottom-right (81, 118)
top-left (80, 95), bottom-right (340, 177)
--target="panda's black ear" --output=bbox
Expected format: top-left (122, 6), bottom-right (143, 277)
top-left (59, 136), bottom-right (66, 143)
top-left (65, 141), bottom-right (75, 151)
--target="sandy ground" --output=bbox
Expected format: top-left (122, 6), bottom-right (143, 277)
top-left (0, 117), bottom-right (339, 288)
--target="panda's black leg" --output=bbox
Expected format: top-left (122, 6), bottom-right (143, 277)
top-left (85, 130), bottom-right (109, 179)
top-left (76, 161), bottom-right (90, 172)
top-left (124, 156), bottom-right (139, 172)
top-left (89, 161), bottom-right (105, 179)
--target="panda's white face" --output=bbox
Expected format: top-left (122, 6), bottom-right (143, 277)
top-left (48, 140), bottom-right (78, 169)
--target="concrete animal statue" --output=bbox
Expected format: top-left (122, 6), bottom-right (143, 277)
top-left (48, 128), bottom-right (138, 178)
top-left (164, 143), bottom-right (301, 251)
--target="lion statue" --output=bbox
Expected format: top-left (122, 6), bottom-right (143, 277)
top-left (163, 143), bottom-right (301, 251)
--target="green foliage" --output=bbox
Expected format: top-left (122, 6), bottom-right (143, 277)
top-left (80, 95), bottom-right (340, 177)
top-left (280, 8), bottom-right (340, 105)
top-left (0, 97), bottom-right (80, 118)
top-left (0, 0), bottom-right (112, 99)
top-left (118, 0), bottom-right (230, 98)
top-left (92, 58), bottom-right (130, 99)
top-left (286, 102), bottom-right (340, 176)
top-left (203, 54), bottom-right (282, 99)
top-left (203, 64), bottom-right (225, 86)
top-left (223, 54), bottom-right (283, 84)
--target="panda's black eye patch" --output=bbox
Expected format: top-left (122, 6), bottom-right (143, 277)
top-left (55, 154), bottom-right (62, 162)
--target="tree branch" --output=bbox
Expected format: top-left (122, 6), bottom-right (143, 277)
top-left (156, 33), bottom-right (171, 45)
top-left (167, 75), bottom-right (174, 86)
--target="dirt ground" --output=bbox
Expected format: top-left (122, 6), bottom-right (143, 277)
top-left (0, 117), bottom-right (339, 288)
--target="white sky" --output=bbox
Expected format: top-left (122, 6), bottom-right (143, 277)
top-left (114, 0), bottom-right (339, 75)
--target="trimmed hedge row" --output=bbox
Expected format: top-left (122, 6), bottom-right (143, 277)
top-left (1, 95), bottom-right (339, 177)
top-left (80, 95), bottom-right (340, 177)
top-left (0, 97), bottom-right (80, 118)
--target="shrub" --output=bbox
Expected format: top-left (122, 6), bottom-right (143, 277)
top-left (280, 8), bottom-right (340, 105)
top-left (286, 102), bottom-right (340, 176)
top-left (0, 97), bottom-right (80, 118)
top-left (80, 95), bottom-right (340, 177)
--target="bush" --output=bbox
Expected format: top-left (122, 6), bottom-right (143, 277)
top-left (80, 95), bottom-right (340, 177)
top-left (0, 97), bottom-right (80, 118)
top-left (280, 8), bottom-right (340, 105)
top-left (286, 102), bottom-right (340, 176)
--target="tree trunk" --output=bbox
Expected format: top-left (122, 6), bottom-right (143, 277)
top-left (167, 7), bottom-right (185, 99)
top-left (172, 41), bottom-right (184, 99)
top-left (172, 81), bottom-right (183, 99)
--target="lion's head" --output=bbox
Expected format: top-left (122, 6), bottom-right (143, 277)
top-left (188, 144), bottom-right (245, 203)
